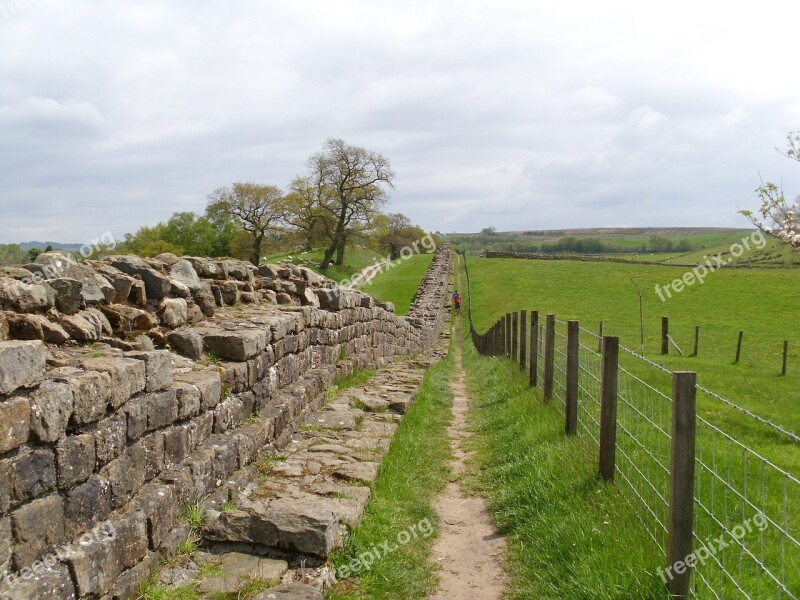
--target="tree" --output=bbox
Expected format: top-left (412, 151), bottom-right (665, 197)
top-left (307, 139), bottom-right (394, 270)
top-left (375, 213), bottom-right (426, 260)
top-left (0, 244), bottom-right (27, 266)
top-left (740, 131), bottom-right (800, 250)
top-left (481, 226), bottom-right (497, 236)
top-left (207, 183), bottom-right (286, 265)
top-left (282, 177), bottom-right (333, 251)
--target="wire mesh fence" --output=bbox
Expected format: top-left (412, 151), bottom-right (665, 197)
top-left (462, 254), bottom-right (798, 598)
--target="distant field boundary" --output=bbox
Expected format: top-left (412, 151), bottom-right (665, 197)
top-left (483, 250), bottom-right (796, 269)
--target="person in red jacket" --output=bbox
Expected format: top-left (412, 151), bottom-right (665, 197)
top-left (453, 290), bottom-right (462, 315)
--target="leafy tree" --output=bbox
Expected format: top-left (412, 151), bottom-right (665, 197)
top-left (306, 139), bottom-right (394, 270)
top-left (0, 244), bottom-right (27, 265)
top-left (26, 247), bottom-right (43, 262)
top-left (740, 131), bottom-right (800, 250)
top-left (206, 183), bottom-right (286, 265)
top-left (282, 177), bottom-right (333, 251)
top-left (481, 226), bottom-right (497, 236)
top-left (375, 213), bottom-right (426, 259)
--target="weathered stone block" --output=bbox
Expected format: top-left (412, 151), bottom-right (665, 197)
top-left (211, 439), bottom-right (238, 482)
top-left (172, 381), bottom-right (201, 420)
top-left (163, 426), bottom-right (191, 466)
top-left (0, 459), bottom-right (11, 513)
top-left (0, 516), bottom-right (9, 573)
top-left (132, 483), bottom-right (178, 549)
top-left (64, 370), bottom-right (112, 425)
top-left (28, 381), bottom-right (73, 443)
top-left (0, 341), bottom-right (46, 396)
top-left (167, 329), bottom-right (204, 359)
top-left (0, 563), bottom-right (76, 600)
top-left (169, 259), bottom-right (201, 292)
top-left (174, 369), bottom-right (222, 411)
top-left (96, 265), bottom-right (135, 304)
top-left (11, 449), bottom-right (56, 502)
top-left (204, 496), bottom-right (338, 558)
top-left (0, 277), bottom-right (53, 313)
top-left (10, 494), bottom-right (66, 570)
top-left (125, 350), bottom-right (172, 392)
top-left (98, 303), bottom-right (157, 333)
top-left (47, 277), bottom-right (82, 314)
top-left (101, 443), bottom-right (146, 510)
top-left (63, 475), bottom-right (112, 538)
top-left (186, 257), bottom-right (225, 279)
top-left (55, 433), bottom-right (96, 489)
top-left (82, 357), bottom-right (146, 409)
top-left (95, 413), bottom-right (127, 465)
top-left (203, 329), bottom-right (268, 361)
top-left (188, 412), bottom-right (214, 451)
top-left (64, 510), bottom-right (147, 598)
top-left (109, 256), bottom-right (171, 299)
top-left (213, 395), bottom-right (244, 434)
top-left (60, 313), bottom-right (100, 342)
top-left (159, 297), bottom-right (188, 328)
top-left (0, 397), bottom-right (30, 454)
top-left (140, 431), bottom-right (165, 481)
top-left (185, 449), bottom-right (215, 497)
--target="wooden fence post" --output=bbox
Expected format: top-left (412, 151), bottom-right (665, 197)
top-left (599, 336), bottom-right (619, 481)
top-left (512, 312), bottom-right (519, 361)
top-left (530, 311), bottom-right (539, 387)
top-left (506, 313), bottom-right (512, 357)
top-left (543, 315), bottom-right (556, 402)
top-left (661, 316), bottom-right (669, 355)
top-left (692, 326), bottom-right (699, 356)
top-left (565, 320), bottom-right (579, 435)
top-left (520, 310), bottom-right (527, 370)
top-left (667, 371), bottom-right (697, 599)
top-left (782, 341), bottom-right (789, 376)
top-left (735, 331), bottom-right (743, 363)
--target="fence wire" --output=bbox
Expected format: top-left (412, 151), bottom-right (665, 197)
top-left (462, 256), bottom-right (799, 598)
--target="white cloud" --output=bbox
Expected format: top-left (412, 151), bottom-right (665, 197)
top-left (1, 0), bottom-right (800, 242)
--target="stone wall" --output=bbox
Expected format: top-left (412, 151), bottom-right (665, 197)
top-left (0, 246), bottom-right (450, 600)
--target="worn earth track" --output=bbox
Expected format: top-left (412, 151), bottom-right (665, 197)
top-left (429, 321), bottom-right (508, 599)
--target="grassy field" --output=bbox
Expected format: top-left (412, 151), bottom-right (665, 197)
top-left (460, 322), bottom-right (667, 599)
top-left (466, 256), bottom-right (799, 437)
top-left (358, 253), bottom-right (434, 315)
top-left (264, 246), bottom-right (382, 284)
top-left (463, 255), bottom-right (799, 597)
top-left (328, 342), bottom-right (454, 599)
top-left (264, 246), bottom-right (434, 315)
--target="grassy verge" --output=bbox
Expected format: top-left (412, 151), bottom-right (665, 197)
top-left (460, 323), bottom-right (667, 599)
top-left (327, 346), bottom-right (454, 599)
top-left (360, 253), bottom-right (434, 315)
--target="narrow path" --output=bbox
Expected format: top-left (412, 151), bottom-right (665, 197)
top-left (429, 321), bottom-right (508, 599)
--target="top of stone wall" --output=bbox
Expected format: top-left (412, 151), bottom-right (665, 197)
top-left (0, 252), bottom-right (400, 351)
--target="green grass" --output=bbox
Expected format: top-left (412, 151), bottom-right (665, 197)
top-left (465, 256), bottom-right (800, 447)
top-left (264, 246), bottom-right (435, 314)
top-left (327, 346), bottom-right (454, 599)
top-left (360, 253), bottom-right (434, 315)
top-left (460, 323), bottom-right (666, 599)
top-left (264, 245), bottom-right (384, 285)
top-left (462, 256), bottom-right (800, 597)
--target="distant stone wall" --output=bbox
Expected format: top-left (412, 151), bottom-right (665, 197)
top-left (0, 246), bottom-right (450, 599)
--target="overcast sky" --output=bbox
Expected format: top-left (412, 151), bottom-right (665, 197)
top-left (1, 0), bottom-right (799, 244)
